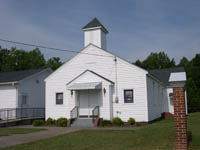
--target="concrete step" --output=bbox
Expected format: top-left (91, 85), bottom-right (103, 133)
top-left (71, 118), bottom-right (94, 127)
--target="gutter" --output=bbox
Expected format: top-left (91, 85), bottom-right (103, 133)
top-left (0, 81), bottom-right (18, 86)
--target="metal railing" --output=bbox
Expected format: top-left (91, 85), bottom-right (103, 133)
top-left (0, 108), bottom-right (45, 121)
top-left (92, 106), bottom-right (100, 123)
top-left (70, 106), bottom-right (79, 119)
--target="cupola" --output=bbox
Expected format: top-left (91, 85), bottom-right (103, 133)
top-left (82, 18), bottom-right (108, 50)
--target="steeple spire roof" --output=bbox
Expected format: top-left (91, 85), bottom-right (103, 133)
top-left (82, 18), bottom-right (108, 34)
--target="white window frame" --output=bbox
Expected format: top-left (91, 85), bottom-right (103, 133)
top-left (124, 89), bottom-right (134, 103)
top-left (56, 92), bottom-right (64, 105)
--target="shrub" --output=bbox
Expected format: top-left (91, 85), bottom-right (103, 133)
top-left (135, 122), bottom-right (142, 127)
top-left (128, 118), bottom-right (135, 125)
top-left (99, 119), bottom-right (112, 127)
top-left (46, 117), bottom-right (55, 125)
top-left (32, 120), bottom-right (45, 126)
top-left (56, 118), bottom-right (68, 127)
top-left (112, 117), bottom-right (124, 126)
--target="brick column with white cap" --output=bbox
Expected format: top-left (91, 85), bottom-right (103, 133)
top-left (169, 72), bottom-right (188, 150)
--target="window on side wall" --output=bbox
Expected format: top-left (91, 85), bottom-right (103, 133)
top-left (22, 95), bottom-right (27, 105)
top-left (169, 92), bottom-right (173, 105)
top-left (56, 93), bottom-right (63, 105)
top-left (124, 89), bottom-right (134, 103)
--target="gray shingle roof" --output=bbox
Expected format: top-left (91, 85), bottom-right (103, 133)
top-left (82, 18), bottom-right (108, 34)
top-left (148, 67), bottom-right (185, 85)
top-left (0, 69), bottom-right (45, 83)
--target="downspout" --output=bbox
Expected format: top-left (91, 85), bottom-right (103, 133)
top-left (114, 56), bottom-right (118, 103)
top-left (185, 90), bottom-right (188, 114)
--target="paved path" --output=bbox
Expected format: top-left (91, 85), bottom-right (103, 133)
top-left (0, 126), bottom-right (82, 148)
top-left (0, 125), bottom-right (139, 148)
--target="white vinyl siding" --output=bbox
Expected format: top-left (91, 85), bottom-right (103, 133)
top-left (18, 70), bottom-right (51, 108)
top-left (0, 85), bottom-right (17, 109)
top-left (45, 45), bottom-right (149, 122)
top-left (146, 76), bottom-right (164, 121)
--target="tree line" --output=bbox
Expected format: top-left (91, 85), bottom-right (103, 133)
top-left (134, 52), bottom-right (200, 113)
top-left (0, 47), bottom-right (199, 112)
top-left (0, 47), bottom-right (62, 71)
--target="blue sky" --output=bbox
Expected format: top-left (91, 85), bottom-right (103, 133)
top-left (0, 0), bottom-right (199, 63)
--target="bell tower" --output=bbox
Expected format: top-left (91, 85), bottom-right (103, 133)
top-left (82, 18), bottom-right (108, 50)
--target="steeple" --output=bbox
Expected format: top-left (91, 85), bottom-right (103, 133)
top-left (82, 18), bottom-right (108, 50)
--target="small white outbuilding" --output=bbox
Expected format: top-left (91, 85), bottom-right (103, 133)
top-left (45, 18), bottom-right (187, 126)
top-left (0, 68), bottom-right (52, 120)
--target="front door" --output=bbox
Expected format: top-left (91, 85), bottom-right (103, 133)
top-left (78, 90), bottom-right (89, 117)
top-left (78, 90), bottom-right (100, 117)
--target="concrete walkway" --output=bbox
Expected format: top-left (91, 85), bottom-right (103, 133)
top-left (0, 125), bottom-right (139, 148)
top-left (0, 126), bottom-right (82, 148)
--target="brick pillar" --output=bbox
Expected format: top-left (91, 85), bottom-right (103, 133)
top-left (173, 87), bottom-right (188, 150)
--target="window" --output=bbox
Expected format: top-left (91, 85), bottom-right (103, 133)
top-left (56, 93), bottom-right (63, 104)
top-left (22, 95), bottom-right (27, 105)
top-left (153, 82), bottom-right (155, 106)
top-left (124, 89), bottom-right (134, 103)
top-left (169, 93), bottom-right (173, 105)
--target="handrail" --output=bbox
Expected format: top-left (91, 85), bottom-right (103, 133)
top-left (92, 106), bottom-right (100, 123)
top-left (70, 106), bottom-right (79, 119)
top-left (0, 107), bottom-right (45, 121)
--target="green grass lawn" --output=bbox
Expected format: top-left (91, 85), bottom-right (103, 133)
top-left (2, 112), bottom-right (200, 150)
top-left (0, 128), bottom-right (46, 135)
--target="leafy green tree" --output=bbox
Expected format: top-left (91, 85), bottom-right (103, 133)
top-left (137, 52), bottom-right (176, 70)
top-left (46, 57), bottom-right (62, 70)
top-left (27, 48), bottom-right (46, 69)
top-left (0, 47), bottom-right (46, 72)
top-left (0, 47), bottom-right (18, 72)
top-left (0, 48), bottom-right (11, 71)
top-left (178, 57), bottom-right (189, 68)
top-left (134, 59), bottom-right (143, 68)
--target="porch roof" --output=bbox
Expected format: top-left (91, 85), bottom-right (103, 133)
top-left (66, 82), bottom-right (102, 90)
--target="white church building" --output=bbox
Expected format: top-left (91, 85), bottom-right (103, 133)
top-left (45, 18), bottom-right (187, 125)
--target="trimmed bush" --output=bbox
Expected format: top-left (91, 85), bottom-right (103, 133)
top-left (136, 122), bottom-right (142, 127)
top-left (32, 120), bottom-right (45, 126)
top-left (99, 119), bottom-right (112, 127)
top-left (128, 118), bottom-right (135, 125)
top-left (46, 117), bottom-right (55, 125)
top-left (112, 117), bottom-right (124, 126)
top-left (56, 118), bottom-right (68, 127)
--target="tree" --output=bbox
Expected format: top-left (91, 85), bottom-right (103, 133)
top-left (134, 59), bottom-right (143, 68)
top-left (0, 48), bottom-right (11, 71)
top-left (136, 52), bottom-right (176, 70)
top-left (178, 57), bottom-right (189, 68)
top-left (27, 48), bottom-right (46, 69)
top-left (0, 47), bottom-right (46, 72)
top-left (184, 54), bottom-right (200, 112)
top-left (46, 57), bottom-right (62, 70)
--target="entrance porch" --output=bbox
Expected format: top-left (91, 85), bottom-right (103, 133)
top-left (66, 70), bottom-right (114, 127)
top-left (67, 82), bottom-right (102, 122)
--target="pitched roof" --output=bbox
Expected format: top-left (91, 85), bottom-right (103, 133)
top-left (148, 67), bottom-right (185, 85)
top-left (82, 18), bottom-right (109, 34)
top-left (0, 68), bottom-right (46, 83)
